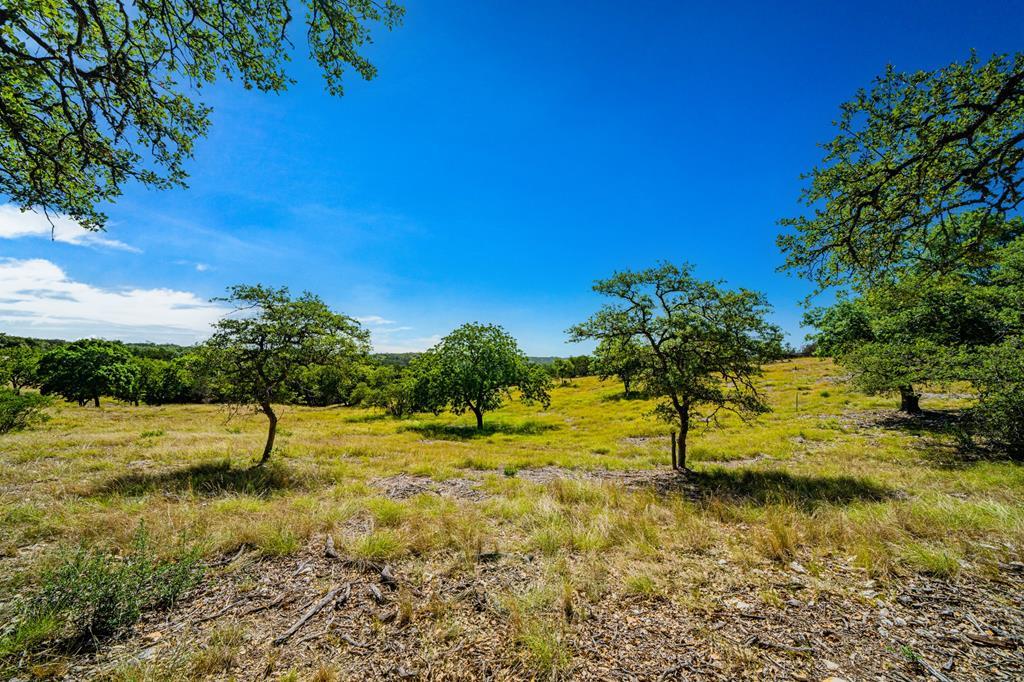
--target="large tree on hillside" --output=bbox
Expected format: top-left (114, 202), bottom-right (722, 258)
top-left (569, 263), bottom-right (783, 470)
top-left (778, 52), bottom-right (1024, 290)
top-left (37, 339), bottom-right (136, 406)
top-left (202, 284), bottom-right (369, 466)
top-left (0, 0), bottom-right (403, 229)
top-left (415, 323), bottom-right (551, 430)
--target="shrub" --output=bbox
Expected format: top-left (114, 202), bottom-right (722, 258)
top-left (4, 526), bottom-right (202, 654)
top-left (0, 389), bottom-right (51, 434)
top-left (970, 338), bottom-right (1024, 458)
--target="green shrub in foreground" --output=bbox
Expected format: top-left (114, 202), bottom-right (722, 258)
top-left (1, 526), bottom-right (203, 657)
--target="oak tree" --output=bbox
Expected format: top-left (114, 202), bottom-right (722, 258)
top-left (202, 284), bottom-right (369, 465)
top-left (569, 263), bottom-right (783, 469)
top-left (415, 323), bottom-right (550, 430)
top-left (779, 52), bottom-right (1024, 290)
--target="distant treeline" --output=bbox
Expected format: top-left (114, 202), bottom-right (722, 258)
top-left (0, 334), bottom-right (599, 410)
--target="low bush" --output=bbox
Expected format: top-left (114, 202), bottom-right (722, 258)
top-left (0, 389), bottom-right (51, 434)
top-left (1, 526), bottom-right (202, 657)
top-left (970, 338), bottom-right (1024, 458)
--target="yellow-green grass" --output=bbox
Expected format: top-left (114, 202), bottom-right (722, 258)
top-left (1, 357), bottom-right (1022, 610)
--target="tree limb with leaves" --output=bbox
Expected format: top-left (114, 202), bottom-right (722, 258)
top-left (0, 0), bottom-right (403, 229)
top-left (779, 52), bottom-right (1024, 291)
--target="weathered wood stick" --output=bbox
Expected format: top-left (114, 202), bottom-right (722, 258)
top-left (273, 586), bottom-right (343, 645)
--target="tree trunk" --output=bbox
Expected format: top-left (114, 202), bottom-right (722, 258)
top-left (676, 407), bottom-right (690, 471)
top-left (899, 386), bottom-right (921, 414)
top-left (623, 378), bottom-right (631, 397)
top-left (93, 395), bottom-right (100, 407)
top-left (258, 402), bottom-right (278, 467)
top-left (471, 404), bottom-right (484, 430)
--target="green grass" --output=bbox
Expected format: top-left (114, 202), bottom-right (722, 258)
top-left (1, 358), bottom-right (1022, 674)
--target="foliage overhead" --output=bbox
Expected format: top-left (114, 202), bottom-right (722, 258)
top-left (568, 262), bottom-right (783, 468)
top-left (779, 53), bottom-right (1024, 290)
top-left (0, 0), bottom-right (404, 229)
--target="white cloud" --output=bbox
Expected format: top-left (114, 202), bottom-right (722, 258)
top-left (195, 263), bottom-right (210, 272)
top-left (373, 335), bottom-right (441, 354)
top-left (355, 315), bottom-right (436, 353)
top-left (0, 258), bottom-right (226, 343)
top-left (356, 315), bottom-right (397, 326)
top-left (0, 204), bottom-right (140, 252)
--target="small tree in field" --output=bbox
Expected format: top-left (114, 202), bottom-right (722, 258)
top-left (593, 337), bottom-right (645, 397)
top-left (416, 323), bottom-right (550, 429)
top-left (569, 263), bottom-right (783, 470)
top-left (203, 285), bottom-right (369, 466)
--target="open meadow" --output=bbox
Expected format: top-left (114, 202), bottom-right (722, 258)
top-left (2, 357), bottom-right (1022, 680)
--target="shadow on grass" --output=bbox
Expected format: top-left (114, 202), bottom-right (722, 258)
top-left (689, 467), bottom-right (894, 509)
top-left (856, 408), bottom-right (1021, 468)
top-left (400, 420), bottom-right (558, 441)
top-left (90, 460), bottom-right (303, 498)
top-left (340, 411), bottom-right (393, 423)
top-left (600, 391), bottom-right (650, 402)
top-left (863, 408), bottom-right (965, 436)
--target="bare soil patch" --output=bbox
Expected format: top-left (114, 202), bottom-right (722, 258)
top-left (369, 474), bottom-right (487, 501)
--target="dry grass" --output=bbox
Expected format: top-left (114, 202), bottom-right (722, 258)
top-left (1, 358), bottom-right (1023, 677)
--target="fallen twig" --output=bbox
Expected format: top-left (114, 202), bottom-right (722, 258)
top-left (917, 658), bottom-right (954, 682)
top-left (205, 545), bottom-right (246, 568)
top-left (238, 592), bottom-right (292, 618)
top-left (965, 632), bottom-right (1018, 649)
top-left (197, 597), bottom-right (247, 623)
top-left (274, 585), bottom-right (344, 645)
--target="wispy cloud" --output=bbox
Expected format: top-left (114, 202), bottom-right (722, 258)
top-left (0, 258), bottom-right (226, 343)
top-left (356, 315), bottom-right (397, 326)
top-left (356, 315), bottom-right (436, 353)
top-left (374, 334), bottom-right (441, 354)
top-left (195, 263), bottom-right (210, 272)
top-left (0, 204), bottom-right (140, 252)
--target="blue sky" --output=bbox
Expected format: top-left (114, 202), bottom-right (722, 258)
top-left (2, 0), bottom-right (1022, 353)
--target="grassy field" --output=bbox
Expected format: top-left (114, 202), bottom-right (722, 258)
top-left (2, 357), bottom-right (1023, 680)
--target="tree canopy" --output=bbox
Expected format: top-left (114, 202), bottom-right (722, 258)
top-left (804, 222), bottom-right (1023, 413)
top-left (36, 339), bottom-right (137, 406)
top-left (0, 343), bottom-right (40, 394)
top-left (569, 263), bottom-right (783, 469)
top-left (0, 0), bottom-right (403, 229)
top-left (779, 53), bottom-right (1024, 290)
top-left (415, 323), bottom-right (550, 430)
top-left (592, 337), bottom-right (646, 397)
top-left (202, 284), bottom-right (369, 465)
